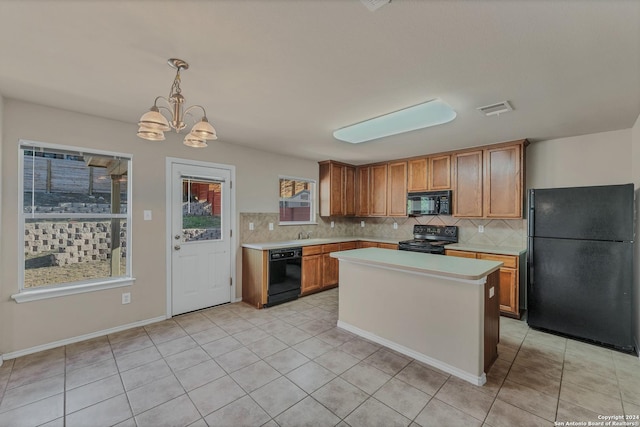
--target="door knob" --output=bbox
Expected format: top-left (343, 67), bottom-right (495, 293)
top-left (174, 245), bottom-right (181, 250)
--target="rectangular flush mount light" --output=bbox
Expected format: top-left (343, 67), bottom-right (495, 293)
top-left (333, 99), bottom-right (456, 144)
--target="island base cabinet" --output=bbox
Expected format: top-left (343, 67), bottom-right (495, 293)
top-left (335, 253), bottom-right (500, 385)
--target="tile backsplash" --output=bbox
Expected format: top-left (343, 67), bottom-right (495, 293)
top-left (240, 212), bottom-right (526, 248)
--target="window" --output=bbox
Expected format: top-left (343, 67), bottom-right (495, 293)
top-left (279, 176), bottom-right (316, 225)
top-left (16, 140), bottom-right (133, 301)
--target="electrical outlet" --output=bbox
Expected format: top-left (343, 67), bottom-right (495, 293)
top-left (268, 223), bottom-right (274, 231)
top-left (143, 210), bottom-right (152, 221)
top-left (249, 222), bottom-right (254, 231)
top-left (478, 225), bottom-right (484, 233)
top-left (330, 221), bottom-right (335, 228)
top-left (393, 222), bottom-right (398, 230)
top-left (360, 221), bottom-right (365, 228)
top-left (122, 292), bottom-right (131, 304)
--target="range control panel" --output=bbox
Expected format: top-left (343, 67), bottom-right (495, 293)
top-left (412, 225), bottom-right (458, 242)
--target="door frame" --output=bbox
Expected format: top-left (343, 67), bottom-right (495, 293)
top-left (165, 157), bottom-right (237, 318)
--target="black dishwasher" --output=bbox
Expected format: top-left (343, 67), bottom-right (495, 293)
top-left (266, 247), bottom-right (302, 307)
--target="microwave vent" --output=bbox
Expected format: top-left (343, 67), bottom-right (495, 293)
top-left (477, 101), bottom-right (513, 117)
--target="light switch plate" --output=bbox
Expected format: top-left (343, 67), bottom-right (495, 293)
top-left (122, 292), bottom-right (131, 304)
top-left (249, 222), bottom-right (254, 231)
top-left (143, 210), bottom-right (152, 221)
top-left (268, 223), bottom-right (274, 231)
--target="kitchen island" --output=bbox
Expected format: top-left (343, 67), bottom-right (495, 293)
top-left (330, 248), bottom-right (502, 386)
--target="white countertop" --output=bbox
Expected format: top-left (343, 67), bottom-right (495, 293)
top-left (445, 243), bottom-right (526, 256)
top-left (242, 237), bottom-right (399, 251)
top-left (331, 248), bottom-right (503, 281)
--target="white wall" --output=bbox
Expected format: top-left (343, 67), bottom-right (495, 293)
top-left (527, 129), bottom-right (632, 190)
top-left (632, 113), bottom-right (640, 355)
top-left (0, 99), bottom-right (319, 355)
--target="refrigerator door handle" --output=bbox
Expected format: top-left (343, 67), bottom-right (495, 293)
top-left (528, 189), bottom-right (535, 237)
top-left (527, 237), bottom-right (533, 291)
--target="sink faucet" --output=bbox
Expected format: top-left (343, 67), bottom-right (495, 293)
top-left (298, 231), bottom-right (311, 239)
top-left (298, 231), bottom-right (305, 240)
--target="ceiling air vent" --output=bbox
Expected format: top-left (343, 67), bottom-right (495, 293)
top-left (360, 0), bottom-right (391, 12)
top-left (477, 101), bottom-right (513, 117)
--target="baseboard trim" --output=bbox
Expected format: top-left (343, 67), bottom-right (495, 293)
top-left (337, 320), bottom-right (486, 386)
top-left (233, 297), bottom-right (243, 303)
top-left (1, 315), bottom-right (167, 361)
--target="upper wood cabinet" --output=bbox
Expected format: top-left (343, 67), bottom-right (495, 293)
top-left (407, 155), bottom-right (451, 192)
top-left (484, 144), bottom-right (522, 218)
top-left (319, 161), bottom-right (356, 217)
top-left (356, 166), bottom-right (370, 217)
top-left (407, 158), bottom-right (428, 192)
top-left (370, 164), bottom-right (388, 216)
top-left (387, 161), bottom-right (407, 216)
top-left (453, 140), bottom-right (526, 218)
top-left (322, 139), bottom-right (526, 219)
top-left (429, 155), bottom-right (451, 190)
top-left (453, 150), bottom-right (484, 217)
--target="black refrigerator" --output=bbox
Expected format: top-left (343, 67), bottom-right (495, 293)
top-left (528, 184), bottom-right (635, 352)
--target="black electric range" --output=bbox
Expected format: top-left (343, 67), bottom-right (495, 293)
top-left (398, 225), bottom-right (458, 254)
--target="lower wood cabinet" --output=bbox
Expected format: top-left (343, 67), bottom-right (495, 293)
top-left (445, 249), bottom-right (523, 318)
top-left (357, 241), bottom-right (398, 250)
top-left (301, 252), bottom-right (323, 295)
top-left (302, 242), bottom-right (356, 295)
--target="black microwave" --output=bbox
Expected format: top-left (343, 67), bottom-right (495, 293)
top-left (407, 190), bottom-right (452, 216)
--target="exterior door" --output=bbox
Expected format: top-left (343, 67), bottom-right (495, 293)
top-left (171, 162), bottom-right (232, 315)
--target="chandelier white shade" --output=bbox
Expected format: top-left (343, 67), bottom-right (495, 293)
top-left (137, 59), bottom-right (217, 148)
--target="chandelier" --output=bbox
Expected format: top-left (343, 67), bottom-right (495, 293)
top-left (137, 58), bottom-right (217, 148)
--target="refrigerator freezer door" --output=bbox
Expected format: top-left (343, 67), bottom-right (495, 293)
top-left (528, 237), bottom-right (633, 350)
top-left (530, 184), bottom-right (634, 242)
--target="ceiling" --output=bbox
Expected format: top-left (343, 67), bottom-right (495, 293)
top-left (0, 0), bottom-right (638, 165)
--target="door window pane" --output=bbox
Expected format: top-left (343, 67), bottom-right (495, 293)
top-left (182, 179), bottom-right (222, 242)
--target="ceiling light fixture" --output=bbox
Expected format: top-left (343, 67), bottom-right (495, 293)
top-left (333, 99), bottom-right (457, 144)
top-left (137, 58), bottom-right (217, 148)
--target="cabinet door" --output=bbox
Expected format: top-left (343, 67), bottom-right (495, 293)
top-left (370, 164), bottom-right (388, 216)
top-left (344, 166), bottom-right (356, 216)
top-left (453, 150), bottom-right (483, 217)
top-left (322, 253), bottom-right (339, 287)
top-left (340, 241), bottom-right (358, 251)
top-left (497, 267), bottom-right (518, 316)
top-left (387, 162), bottom-right (407, 217)
top-left (429, 155), bottom-right (451, 190)
top-left (301, 255), bottom-right (322, 294)
top-left (329, 163), bottom-right (345, 216)
top-left (407, 158), bottom-right (428, 192)
top-left (484, 144), bottom-right (522, 218)
top-left (356, 167), bottom-right (370, 216)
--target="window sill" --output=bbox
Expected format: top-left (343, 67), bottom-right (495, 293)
top-left (11, 277), bottom-right (136, 303)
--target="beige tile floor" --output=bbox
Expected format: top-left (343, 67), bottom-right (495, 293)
top-left (1, 287), bottom-right (639, 427)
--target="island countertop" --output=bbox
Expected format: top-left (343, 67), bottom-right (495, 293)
top-left (331, 248), bottom-right (503, 282)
